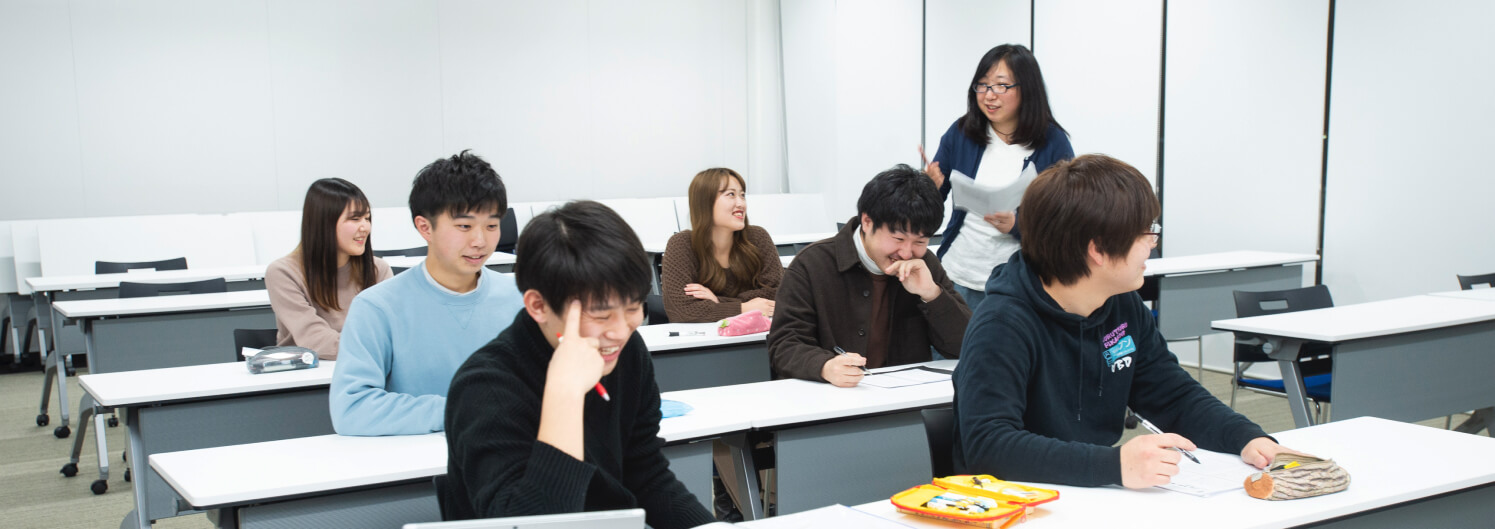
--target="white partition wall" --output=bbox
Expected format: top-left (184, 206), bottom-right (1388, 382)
top-left (1323, 0), bottom-right (1495, 304)
top-left (923, 0), bottom-right (1031, 150)
top-left (1036, 0), bottom-right (1162, 184)
top-left (781, 0), bottom-right (923, 221)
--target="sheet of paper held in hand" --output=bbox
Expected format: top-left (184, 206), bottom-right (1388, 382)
top-left (860, 366), bottom-right (953, 389)
top-left (1158, 448), bottom-right (1259, 497)
top-left (950, 165), bottom-right (1036, 216)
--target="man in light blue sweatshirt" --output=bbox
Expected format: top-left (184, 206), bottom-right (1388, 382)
top-left (330, 150), bottom-right (524, 436)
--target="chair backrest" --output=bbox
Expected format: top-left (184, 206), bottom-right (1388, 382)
top-left (373, 247), bottom-right (428, 258)
top-left (233, 328), bottom-right (280, 359)
top-left (1457, 272), bottom-right (1495, 290)
top-left (96, 257), bottom-right (188, 275)
top-left (496, 207), bottom-right (518, 254)
top-left (921, 407), bottom-right (956, 478)
top-left (118, 277), bottom-right (228, 299)
top-left (1231, 285), bottom-right (1334, 363)
top-left (645, 293), bottom-right (669, 325)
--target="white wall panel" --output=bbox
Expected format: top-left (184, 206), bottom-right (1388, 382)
top-left (923, 0), bottom-right (1029, 152)
top-left (1036, 0), bottom-right (1162, 185)
top-left (1324, 0), bottom-right (1495, 304)
top-left (0, 0), bottom-right (88, 220)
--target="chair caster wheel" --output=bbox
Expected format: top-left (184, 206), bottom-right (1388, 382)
top-left (1124, 414), bottom-right (1139, 429)
top-left (122, 451), bottom-right (127, 462)
top-left (60, 462), bottom-right (78, 477)
top-left (91, 479), bottom-right (107, 495)
top-left (107, 417), bottom-right (119, 427)
top-left (66, 368), bottom-right (77, 377)
top-left (124, 469), bottom-right (132, 482)
top-left (36, 414), bottom-right (49, 427)
top-left (54, 425), bottom-right (70, 438)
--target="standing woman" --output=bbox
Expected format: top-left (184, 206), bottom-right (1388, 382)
top-left (924, 44), bottom-right (1073, 309)
top-left (661, 168), bottom-right (782, 323)
top-left (266, 178), bottom-right (394, 360)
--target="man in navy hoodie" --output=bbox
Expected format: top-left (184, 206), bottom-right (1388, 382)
top-left (952, 154), bottom-right (1297, 488)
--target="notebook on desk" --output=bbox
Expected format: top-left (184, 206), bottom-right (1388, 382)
top-left (403, 509), bottom-right (645, 529)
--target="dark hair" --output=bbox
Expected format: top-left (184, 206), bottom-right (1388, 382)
top-left (298, 178), bottom-right (376, 312)
top-left (687, 168), bottom-right (765, 295)
top-left (959, 44), bottom-right (1063, 149)
top-left (514, 201), bottom-right (653, 312)
top-left (856, 164), bottom-right (944, 237)
top-left (408, 149), bottom-right (508, 224)
top-left (1018, 154), bottom-right (1160, 286)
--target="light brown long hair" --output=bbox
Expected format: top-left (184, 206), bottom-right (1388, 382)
top-left (687, 168), bottom-right (764, 296)
top-left (297, 178), bottom-right (377, 312)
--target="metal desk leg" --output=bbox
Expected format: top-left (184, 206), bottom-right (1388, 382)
top-left (125, 406), bottom-right (150, 529)
top-left (719, 433), bottom-right (763, 520)
top-left (1267, 338), bottom-right (1313, 427)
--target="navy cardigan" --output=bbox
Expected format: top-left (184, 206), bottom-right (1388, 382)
top-left (932, 120), bottom-right (1073, 259)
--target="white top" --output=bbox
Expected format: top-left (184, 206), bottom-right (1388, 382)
top-left (848, 417), bottom-right (1495, 529)
top-left (1429, 288), bottom-right (1495, 302)
top-left (150, 433), bottom-right (448, 509)
top-left (79, 360), bottom-right (335, 407)
top-left (942, 134), bottom-right (1033, 290)
top-left (635, 322), bottom-right (767, 352)
top-left (51, 289), bottom-right (270, 319)
top-left (380, 252), bottom-right (515, 270)
top-left (658, 386), bottom-right (757, 442)
top-left (1144, 251), bottom-right (1319, 277)
top-left (1212, 294), bottom-right (1495, 342)
top-left (25, 264), bottom-right (268, 293)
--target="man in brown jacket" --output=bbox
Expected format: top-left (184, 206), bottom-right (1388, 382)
top-left (768, 164), bottom-right (970, 387)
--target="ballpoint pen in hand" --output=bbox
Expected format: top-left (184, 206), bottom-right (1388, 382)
top-left (832, 346), bottom-right (873, 375)
top-left (1134, 414), bottom-right (1200, 464)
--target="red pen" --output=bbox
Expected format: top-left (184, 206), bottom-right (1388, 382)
top-left (557, 333), bottom-right (610, 402)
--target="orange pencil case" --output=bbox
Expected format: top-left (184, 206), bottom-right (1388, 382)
top-left (890, 475), bottom-right (1059, 528)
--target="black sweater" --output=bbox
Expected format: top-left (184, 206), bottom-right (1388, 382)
top-left (441, 311), bottom-right (714, 528)
top-left (952, 253), bottom-right (1269, 486)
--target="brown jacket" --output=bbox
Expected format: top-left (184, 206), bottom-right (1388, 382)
top-left (660, 226), bottom-right (783, 323)
top-left (767, 219), bottom-right (970, 382)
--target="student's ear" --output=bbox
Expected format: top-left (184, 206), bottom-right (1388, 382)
top-left (414, 215), bottom-right (435, 242)
top-left (860, 213), bottom-right (874, 235)
top-left (1086, 240), bottom-right (1108, 268)
top-left (522, 290), bottom-right (551, 323)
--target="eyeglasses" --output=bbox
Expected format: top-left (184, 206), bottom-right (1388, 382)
top-left (972, 83), bottom-right (1019, 94)
top-left (1143, 223), bottom-right (1162, 246)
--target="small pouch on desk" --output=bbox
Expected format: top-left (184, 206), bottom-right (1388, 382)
top-left (891, 475), bottom-right (1059, 528)
top-left (717, 310), bottom-right (771, 336)
top-left (1243, 453), bottom-right (1349, 500)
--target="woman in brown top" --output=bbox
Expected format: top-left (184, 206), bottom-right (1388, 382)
top-left (661, 168), bottom-right (782, 323)
top-left (266, 178), bottom-right (393, 359)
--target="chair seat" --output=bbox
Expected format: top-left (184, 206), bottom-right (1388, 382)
top-left (1237, 373), bottom-right (1332, 402)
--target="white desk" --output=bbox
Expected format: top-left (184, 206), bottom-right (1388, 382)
top-left (382, 252), bottom-right (516, 272)
top-left (847, 417), bottom-right (1495, 529)
top-left (84, 361), bottom-right (336, 529)
top-left (1144, 251), bottom-right (1319, 341)
top-left (1213, 295), bottom-right (1495, 427)
top-left (1430, 288), bottom-right (1495, 302)
top-left (26, 264), bottom-right (268, 293)
top-left (637, 323), bottom-right (770, 391)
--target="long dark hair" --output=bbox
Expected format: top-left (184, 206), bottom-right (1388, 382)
top-left (959, 44), bottom-right (1063, 149)
top-left (298, 178), bottom-right (377, 312)
top-left (687, 168), bottom-right (764, 296)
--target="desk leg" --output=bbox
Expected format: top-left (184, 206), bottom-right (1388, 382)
top-left (42, 292), bottom-right (71, 427)
top-left (719, 433), bottom-right (763, 520)
top-left (1269, 339), bottom-right (1314, 428)
top-left (125, 407), bottom-right (150, 529)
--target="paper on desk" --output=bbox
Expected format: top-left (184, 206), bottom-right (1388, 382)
top-left (949, 165), bottom-right (1037, 217)
top-left (735, 504), bottom-right (915, 528)
top-left (1158, 448), bottom-right (1257, 497)
top-left (860, 366), bottom-right (952, 389)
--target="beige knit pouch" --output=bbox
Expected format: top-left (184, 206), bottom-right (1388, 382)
top-left (1243, 453), bottom-right (1350, 500)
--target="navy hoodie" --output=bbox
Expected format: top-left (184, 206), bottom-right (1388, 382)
top-left (951, 253), bottom-right (1269, 486)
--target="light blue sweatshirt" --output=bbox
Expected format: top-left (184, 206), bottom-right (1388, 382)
top-left (330, 262), bottom-right (524, 435)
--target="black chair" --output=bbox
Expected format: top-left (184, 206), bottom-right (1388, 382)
top-left (921, 407), bottom-right (956, 478)
top-left (1457, 272), bottom-right (1495, 290)
top-left (497, 207), bottom-right (518, 254)
top-left (95, 257), bottom-right (188, 274)
top-left (1230, 286), bottom-right (1335, 421)
top-left (118, 278), bottom-right (228, 298)
top-left (645, 293), bottom-right (670, 325)
top-left (233, 328), bottom-right (280, 360)
top-left (373, 246), bottom-right (427, 257)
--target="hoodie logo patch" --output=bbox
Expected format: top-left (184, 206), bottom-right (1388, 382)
top-left (1102, 323), bottom-right (1135, 373)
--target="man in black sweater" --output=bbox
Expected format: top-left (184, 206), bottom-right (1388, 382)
top-left (442, 200), bottom-right (714, 528)
top-left (953, 154), bottom-right (1299, 488)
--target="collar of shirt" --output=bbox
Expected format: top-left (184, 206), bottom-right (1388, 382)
top-left (853, 226), bottom-right (885, 276)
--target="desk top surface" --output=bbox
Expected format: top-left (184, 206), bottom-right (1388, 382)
top-left (848, 417), bottom-right (1495, 529)
top-left (381, 252), bottom-right (515, 269)
top-left (26, 264), bottom-right (268, 293)
top-left (80, 360), bottom-right (335, 407)
top-left (1144, 250), bottom-right (1319, 277)
top-left (1211, 294), bottom-right (1495, 342)
top-left (662, 360), bottom-right (956, 429)
top-left (636, 322), bottom-right (767, 352)
top-left (52, 289), bottom-right (270, 319)
top-left (1429, 288), bottom-right (1495, 302)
